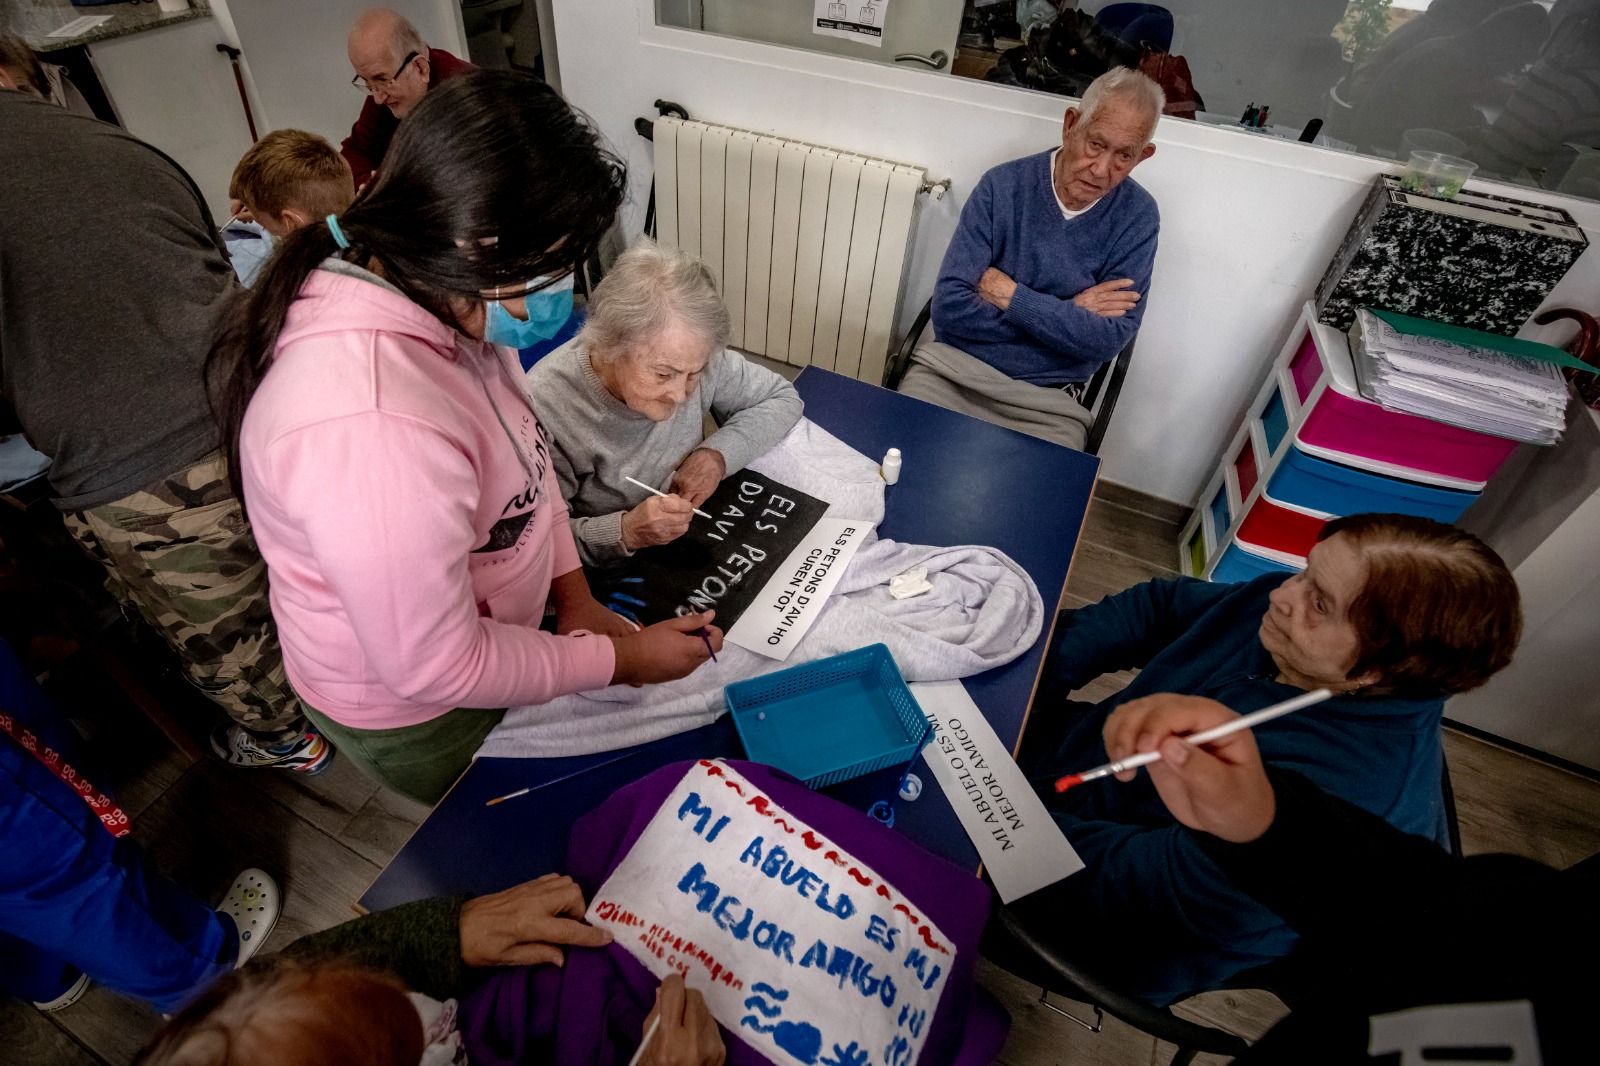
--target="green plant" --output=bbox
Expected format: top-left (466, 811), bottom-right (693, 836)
top-left (1335, 0), bottom-right (1395, 65)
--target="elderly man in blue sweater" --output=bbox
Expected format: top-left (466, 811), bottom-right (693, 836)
top-left (900, 67), bottom-right (1163, 450)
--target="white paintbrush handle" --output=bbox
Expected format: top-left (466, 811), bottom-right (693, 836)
top-left (626, 1015), bottom-right (662, 1066)
top-left (1183, 688), bottom-right (1333, 746)
top-left (1058, 689), bottom-right (1335, 790)
top-left (623, 476), bottom-right (714, 520)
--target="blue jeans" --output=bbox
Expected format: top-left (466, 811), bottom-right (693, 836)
top-left (0, 639), bottom-right (236, 1011)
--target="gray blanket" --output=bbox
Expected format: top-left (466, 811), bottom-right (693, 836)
top-left (898, 340), bottom-right (1092, 451)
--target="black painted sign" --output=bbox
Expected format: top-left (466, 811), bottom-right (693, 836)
top-left (590, 472), bottom-right (829, 630)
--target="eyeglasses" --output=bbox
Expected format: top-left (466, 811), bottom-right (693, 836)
top-left (351, 51), bottom-right (419, 95)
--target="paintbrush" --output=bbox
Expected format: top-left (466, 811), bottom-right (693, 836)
top-left (624, 476), bottom-right (713, 520)
top-left (1053, 689), bottom-right (1333, 793)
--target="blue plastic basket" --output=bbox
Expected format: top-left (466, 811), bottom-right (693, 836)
top-left (726, 644), bottom-right (927, 789)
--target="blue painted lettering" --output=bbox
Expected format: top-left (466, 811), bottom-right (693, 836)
top-left (866, 914), bottom-right (899, 952)
top-left (676, 792), bottom-right (716, 836)
top-left (678, 863), bottom-right (719, 913)
top-left (903, 947), bottom-right (944, 991)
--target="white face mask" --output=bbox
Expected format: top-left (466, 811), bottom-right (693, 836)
top-left (408, 992), bottom-right (467, 1066)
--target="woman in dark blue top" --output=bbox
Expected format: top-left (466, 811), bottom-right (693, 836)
top-left (1017, 513), bottom-right (1522, 1005)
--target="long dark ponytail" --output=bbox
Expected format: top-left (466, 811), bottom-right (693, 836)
top-left (205, 69), bottom-right (627, 506)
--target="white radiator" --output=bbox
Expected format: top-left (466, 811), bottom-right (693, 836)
top-left (651, 116), bottom-right (927, 385)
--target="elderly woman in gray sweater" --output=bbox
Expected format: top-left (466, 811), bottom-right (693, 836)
top-left (528, 240), bottom-right (804, 566)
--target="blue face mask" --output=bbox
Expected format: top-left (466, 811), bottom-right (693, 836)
top-left (484, 274), bottom-right (575, 349)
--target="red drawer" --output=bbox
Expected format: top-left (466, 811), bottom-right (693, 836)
top-left (1235, 492), bottom-right (1327, 563)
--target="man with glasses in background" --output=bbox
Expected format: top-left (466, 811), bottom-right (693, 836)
top-left (341, 7), bottom-right (473, 190)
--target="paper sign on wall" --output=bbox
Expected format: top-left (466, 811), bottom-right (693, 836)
top-left (814, 0), bottom-right (891, 47)
top-left (909, 681), bottom-right (1084, 903)
top-left (725, 517), bottom-right (872, 661)
top-left (588, 760), bottom-right (953, 1066)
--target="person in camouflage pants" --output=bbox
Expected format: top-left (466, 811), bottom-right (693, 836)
top-left (3, 84), bottom-right (327, 773)
top-left (61, 451), bottom-right (327, 769)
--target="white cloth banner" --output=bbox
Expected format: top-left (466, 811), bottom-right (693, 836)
top-left (814, 0), bottom-right (890, 46)
top-left (588, 760), bottom-right (952, 1066)
top-left (910, 681), bottom-right (1084, 902)
top-left (725, 517), bottom-right (873, 661)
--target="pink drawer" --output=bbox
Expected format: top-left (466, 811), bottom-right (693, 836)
top-left (1289, 332), bottom-right (1322, 404)
top-left (1297, 388), bottom-right (1518, 484)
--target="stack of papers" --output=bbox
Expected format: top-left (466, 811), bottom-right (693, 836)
top-left (1349, 309), bottom-right (1570, 445)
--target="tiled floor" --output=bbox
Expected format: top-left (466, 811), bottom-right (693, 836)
top-left (7, 483), bottom-right (1600, 1065)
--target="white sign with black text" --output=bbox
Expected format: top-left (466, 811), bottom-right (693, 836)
top-left (725, 517), bottom-right (872, 661)
top-left (909, 680), bottom-right (1084, 902)
top-left (813, 0), bottom-right (891, 46)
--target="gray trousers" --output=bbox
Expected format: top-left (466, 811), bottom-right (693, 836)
top-left (898, 341), bottom-right (1092, 452)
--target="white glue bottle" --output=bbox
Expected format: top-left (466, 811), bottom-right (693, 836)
top-left (881, 447), bottom-right (902, 485)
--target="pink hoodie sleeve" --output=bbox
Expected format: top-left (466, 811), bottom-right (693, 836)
top-left (265, 411), bottom-right (615, 709)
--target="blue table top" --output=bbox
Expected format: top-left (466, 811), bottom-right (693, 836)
top-left (360, 367), bottom-right (1099, 912)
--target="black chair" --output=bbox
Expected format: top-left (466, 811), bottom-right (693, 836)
top-left (983, 748), bottom-right (1466, 1061)
top-left (1440, 744), bottom-right (1464, 860)
top-left (986, 907), bottom-right (1250, 1065)
top-left (882, 297), bottom-right (1136, 456)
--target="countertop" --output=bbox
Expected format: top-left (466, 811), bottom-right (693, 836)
top-left (6, 0), bottom-right (212, 51)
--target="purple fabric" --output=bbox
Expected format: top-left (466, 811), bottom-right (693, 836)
top-left (460, 760), bottom-right (1009, 1065)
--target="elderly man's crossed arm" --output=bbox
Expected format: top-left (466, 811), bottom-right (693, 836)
top-left (976, 267), bottom-right (1141, 318)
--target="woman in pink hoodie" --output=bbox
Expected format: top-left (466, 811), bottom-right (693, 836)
top-left (205, 72), bottom-right (722, 804)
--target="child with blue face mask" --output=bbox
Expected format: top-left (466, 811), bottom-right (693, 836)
top-left (226, 130), bottom-right (356, 287)
top-left (205, 71), bottom-right (725, 805)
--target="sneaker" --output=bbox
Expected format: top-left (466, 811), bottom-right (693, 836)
top-left (210, 725), bottom-right (333, 774)
top-left (32, 972), bottom-right (90, 1013)
top-left (216, 868), bottom-right (281, 969)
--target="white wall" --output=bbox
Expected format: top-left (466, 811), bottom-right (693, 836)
top-left (91, 19), bottom-right (255, 221)
top-left (553, 0), bottom-right (1600, 506)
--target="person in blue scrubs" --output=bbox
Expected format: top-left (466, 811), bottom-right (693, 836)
top-left (0, 638), bottom-right (272, 1012)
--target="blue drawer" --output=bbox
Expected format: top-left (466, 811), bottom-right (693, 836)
top-left (1267, 444), bottom-right (1479, 522)
top-left (1209, 541), bottom-right (1299, 582)
top-left (1208, 484), bottom-right (1230, 539)
top-left (1260, 387), bottom-right (1290, 455)
top-left (1210, 541), bottom-right (1298, 584)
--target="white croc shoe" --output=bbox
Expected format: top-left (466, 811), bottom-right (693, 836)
top-left (216, 868), bottom-right (281, 968)
top-left (32, 972), bottom-right (91, 1013)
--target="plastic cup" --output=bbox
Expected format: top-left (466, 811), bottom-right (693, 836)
top-left (1400, 128), bottom-right (1469, 158)
top-left (1401, 150), bottom-right (1478, 200)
